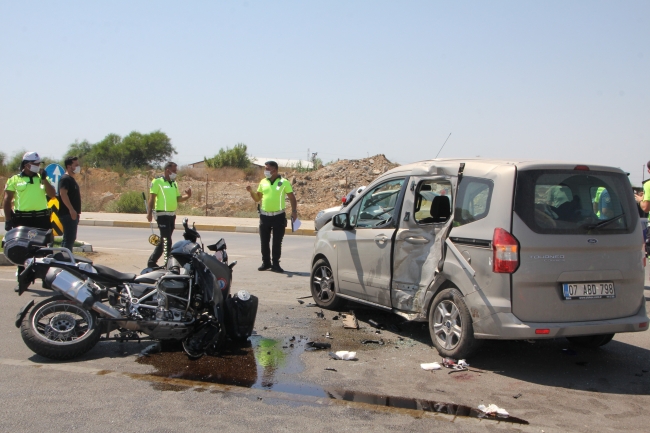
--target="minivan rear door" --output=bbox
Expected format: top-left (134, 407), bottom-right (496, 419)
top-left (511, 167), bottom-right (644, 323)
top-left (392, 174), bottom-right (457, 312)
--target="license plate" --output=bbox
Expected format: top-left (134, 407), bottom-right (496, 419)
top-left (562, 282), bottom-right (616, 300)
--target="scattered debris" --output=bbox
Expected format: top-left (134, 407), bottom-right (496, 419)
top-left (329, 351), bottom-right (357, 361)
top-left (297, 300), bottom-right (305, 305)
top-left (139, 343), bottom-right (161, 357)
top-left (289, 336), bottom-right (296, 342)
top-left (513, 393), bottom-right (522, 399)
top-left (420, 362), bottom-right (442, 371)
top-left (442, 358), bottom-right (470, 372)
top-left (374, 330), bottom-right (382, 335)
top-left (361, 339), bottom-right (385, 345)
top-left (478, 404), bottom-right (509, 417)
top-left (332, 315), bottom-right (339, 320)
top-left (263, 326), bottom-right (268, 330)
top-left (306, 341), bottom-right (331, 350)
top-left (341, 312), bottom-right (359, 329)
top-left (297, 295), bottom-right (312, 299)
top-left (368, 319), bottom-right (384, 329)
top-left (325, 332), bottom-right (333, 339)
top-left (316, 310), bottom-right (325, 319)
top-left (305, 303), bottom-right (318, 308)
top-left (325, 368), bottom-right (337, 372)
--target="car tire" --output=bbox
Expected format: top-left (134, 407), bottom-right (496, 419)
top-left (566, 333), bottom-right (615, 348)
top-left (428, 287), bottom-right (479, 359)
top-left (310, 258), bottom-right (344, 310)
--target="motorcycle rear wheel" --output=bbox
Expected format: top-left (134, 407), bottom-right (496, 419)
top-left (21, 296), bottom-right (102, 360)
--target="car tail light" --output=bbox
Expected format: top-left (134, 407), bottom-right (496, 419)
top-left (574, 165), bottom-right (590, 171)
top-left (492, 228), bottom-right (519, 273)
top-left (341, 197), bottom-right (347, 204)
top-left (639, 322), bottom-right (648, 329)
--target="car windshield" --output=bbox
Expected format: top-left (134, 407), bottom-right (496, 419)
top-left (514, 169), bottom-right (636, 234)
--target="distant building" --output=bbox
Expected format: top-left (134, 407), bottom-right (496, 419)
top-left (186, 160), bottom-right (207, 168)
top-left (250, 157), bottom-right (314, 170)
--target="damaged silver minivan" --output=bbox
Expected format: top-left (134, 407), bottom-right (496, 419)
top-left (310, 159), bottom-right (649, 358)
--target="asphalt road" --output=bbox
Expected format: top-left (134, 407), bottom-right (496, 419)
top-left (1, 226), bottom-right (649, 432)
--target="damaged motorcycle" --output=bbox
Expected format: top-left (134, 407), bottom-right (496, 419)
top-left (2, 218), bottom-right (258, 360)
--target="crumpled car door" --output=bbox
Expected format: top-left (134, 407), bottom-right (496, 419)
top-left (391, 167), bottom-right (462, 313)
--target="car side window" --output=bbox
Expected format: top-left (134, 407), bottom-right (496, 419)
top-left (351, 179), bottom-right (404, 229)
top-left (414, 180), bottom-right (453, 224)
top-left (454, 177), bottom-right (494, 226)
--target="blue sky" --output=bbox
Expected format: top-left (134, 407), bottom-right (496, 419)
top-left (1, 1), bottom-right (648, 184)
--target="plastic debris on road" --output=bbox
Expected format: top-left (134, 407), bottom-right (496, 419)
top-left (420, 362), bottom-right (442, 371)
top-left (478, 404), bottom-right (509, 417)
top-left (341, 313), bottom-right (359, 329)
top-left (328, 351), bottom-right (357, 360)
top-left (442, 357), bottom-right (470, 371)
top-left (306, 341), bottom-right (331, 350)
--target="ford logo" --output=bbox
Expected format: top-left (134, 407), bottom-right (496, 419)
top-left (587, 239), bottom-right (598, 244)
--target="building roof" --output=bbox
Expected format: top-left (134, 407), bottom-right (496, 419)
top-left (251, 157), bottom-right (313, 169)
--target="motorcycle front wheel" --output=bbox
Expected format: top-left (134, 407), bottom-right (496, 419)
top-left (21, 296), bottom-right (102, 360)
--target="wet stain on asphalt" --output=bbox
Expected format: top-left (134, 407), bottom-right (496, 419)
top-left (134, 335), bottom-right (528, 424)
top-left (136, 336), bottom-right (326, 397)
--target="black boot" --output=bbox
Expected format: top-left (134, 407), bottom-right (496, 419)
top-left (258, 262), bottom-right (272, 271)
top-left (271, 262), bottom-right (284, 273)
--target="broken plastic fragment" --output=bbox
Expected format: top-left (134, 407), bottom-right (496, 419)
top-left (478, 404), bottom-right (509, 417)
top-left (306, 341), bottom-right (331, 350)
top-left (420, 362), bottom-right (442, 371)
top-left (341, 313), bottom-right (359, 329)
top-left (328, 351), bottom-right (357, 360)
top-left (361, 339), bottom-right (384, 345)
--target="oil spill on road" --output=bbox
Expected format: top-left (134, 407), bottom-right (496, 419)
top-left (326, 390), bottom-right (529, 425)
top-left (136, 336), bottom-right (327, 397)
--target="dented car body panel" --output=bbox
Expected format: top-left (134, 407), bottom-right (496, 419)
top-left (312, 158), bottom-right (648, 342)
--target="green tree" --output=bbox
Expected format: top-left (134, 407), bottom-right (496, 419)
top-left (204, 143), bottom-right (251, 168)
top-left (64, 140), bottom-right (93, 163)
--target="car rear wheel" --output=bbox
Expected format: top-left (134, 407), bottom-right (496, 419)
top-left (566, 333), bottom-right (615, 348)
top-left (428, 287), bottom-right (479, 359)
top-left (310, 258), bottom-right (344, 310)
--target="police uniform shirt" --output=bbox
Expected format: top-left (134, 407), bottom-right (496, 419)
top-left (257, 177), bottom-right (293, 213)
top-left (150, 177), bottom-right (181, 212)
top-left (4, 172), bottom-right (50, 211)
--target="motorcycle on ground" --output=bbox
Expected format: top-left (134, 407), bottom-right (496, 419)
top-left (2, 219), bottom-right (258, 360)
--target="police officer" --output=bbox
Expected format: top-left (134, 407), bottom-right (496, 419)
top-left (3, 151), bottom-right (56, 235)
top-left (146, 161), bottom-right (192, 268)
top-left (246, 160), bottom-right (297, 273)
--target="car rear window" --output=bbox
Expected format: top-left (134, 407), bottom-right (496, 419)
top-left (514, 169), bottom-right (636, 234)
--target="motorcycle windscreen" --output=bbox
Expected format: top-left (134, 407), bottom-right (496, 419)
top-left (391, 172), bottom-right (459, 313)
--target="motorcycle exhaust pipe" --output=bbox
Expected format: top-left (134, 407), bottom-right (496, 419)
top-left (43, 268), bottom-right (122, 320)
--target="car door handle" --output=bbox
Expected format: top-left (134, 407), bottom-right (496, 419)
top-left (375, 235), bottom-right (389, 244)
top-left (405, 236), bottom-right (430, 245)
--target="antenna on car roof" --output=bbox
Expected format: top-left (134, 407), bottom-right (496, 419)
top-left (434, 133), bottom-right (452, 159)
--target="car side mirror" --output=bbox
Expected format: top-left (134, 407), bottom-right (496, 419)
top-left (332, 213), bottom-right (351, 230)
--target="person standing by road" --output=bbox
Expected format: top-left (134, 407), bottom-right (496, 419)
top-left (58, 156), bottom-right (81, 251)
top-left (3, 151), bottom-right (56, 236)
top-left (246, 160), bottom-right (297, 273)
top-left (146, 162), bottom-right (192, 268)
top-left (635, 161), bottom-right (650, 253)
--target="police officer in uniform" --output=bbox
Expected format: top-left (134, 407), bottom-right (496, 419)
top-left (146, 161), bottom-right (192, 268)
top-left (246, 160), bottom-right (297, 273)
top-left (3, 151), bottom-right (56, 236)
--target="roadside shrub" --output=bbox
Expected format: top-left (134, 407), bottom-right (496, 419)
top-left (205, 143), bottom-right (250, 169)
top-left (105, 191), bottom-right (146, 213)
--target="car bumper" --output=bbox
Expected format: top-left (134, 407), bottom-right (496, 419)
top-left (473, 302), bottom-right (649, 339)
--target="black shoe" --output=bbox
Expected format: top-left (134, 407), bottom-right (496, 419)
top-left (13, 285), bottom-right (20, 293)
top-left (258, 262), bottom-right (272, 271)
top-left (271, 264), bottom-right (284, 273)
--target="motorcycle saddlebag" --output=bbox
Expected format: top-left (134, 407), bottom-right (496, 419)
top-left (2, 227), bottom-right (50, 265)
top-left (224, 290), bottom-right (258, 341)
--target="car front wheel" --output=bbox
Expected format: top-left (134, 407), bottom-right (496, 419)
top-left (428, 287), bottom-right (479, 359)
top-left (310, 258), bottom-right (344, 310)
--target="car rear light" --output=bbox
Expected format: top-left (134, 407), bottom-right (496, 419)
top-left (640, 322), bottom-right (648, 328)
top-left (341, 197), bottom-right (347, 204)
top-left (492, 228), bottom-right (519, 273)
top-left (535, 329), bottom-right (550, 334)
top-left (574, 165), bottom-right (590, 171)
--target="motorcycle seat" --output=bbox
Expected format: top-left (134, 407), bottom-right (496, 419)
top-left (134, 270), bottom-right (168, 284)
top-left (93, 264), bottom-right (137, 282)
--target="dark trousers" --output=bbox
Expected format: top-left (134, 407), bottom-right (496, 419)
top-left (60, 214), bottom-right (79, 251)
top-left (259, 213), bottom-right (286, 265)
top-left (148, 215), bottom-right (176, 268)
